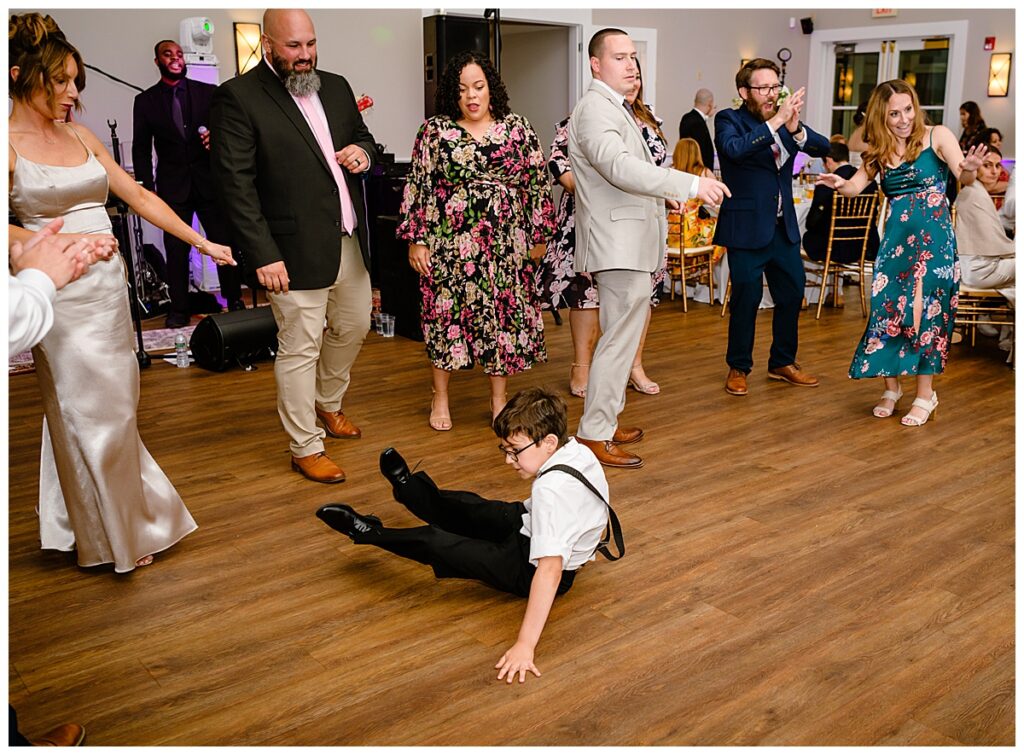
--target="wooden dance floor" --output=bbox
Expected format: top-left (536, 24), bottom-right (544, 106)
top-left (7, 297), bottom-right (1015, 745)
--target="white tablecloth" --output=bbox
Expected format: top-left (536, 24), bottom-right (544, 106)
top-left (685, 198), bottom-right (813, 308)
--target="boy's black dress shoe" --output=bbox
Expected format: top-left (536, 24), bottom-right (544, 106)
top-left (379, 447), bottom-right (411, 485)
top-left (316, 504), bottom-right (382, 538)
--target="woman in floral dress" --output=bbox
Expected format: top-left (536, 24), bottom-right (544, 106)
top-left (537, 70), bottom-right (668, 397)
top-left (398, 51), bottom-right (554, 430)
top-left (818, 80), bottom-right (988, 426)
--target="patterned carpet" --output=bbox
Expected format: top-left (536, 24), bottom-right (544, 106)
top-left (9, 325), bottom-right (198, 375)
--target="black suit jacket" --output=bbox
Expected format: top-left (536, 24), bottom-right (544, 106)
top-left (713, 106), bottom-right (831, 249)
top-left (132, 78), bottom-right (217, 205)
top-left (210, 60), bottom-right (376, 290)
top-left (802, 162), bottom-right (880, 263)
top-left (678, 108), bottom-right (714, 170)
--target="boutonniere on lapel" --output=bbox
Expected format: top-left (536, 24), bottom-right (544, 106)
top-left (356, 94), bottom-right (373, 113)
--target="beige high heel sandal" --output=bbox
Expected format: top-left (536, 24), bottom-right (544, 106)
top-left (569, 363), bottom-right (589, 398)
top-left (872, 388), bottom-right (903, 418)
top-left (901, 392), bottom-right (938, 426)
top-left (429, 389), bottom-right (452, 432)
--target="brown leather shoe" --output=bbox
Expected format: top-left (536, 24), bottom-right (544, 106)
top-left (725, 368), bottom-right (748, 396)
top-left (767, 363), bottom-right (820, 387)
top-left (576, 437), bottom-right (644, 469)
top-left (291, 452), bottom-right (346, 483)
top-left (611, 426), bottom-right (644, 445)
top-left (315, 408), bottom-right (361, 439)
top-left (30, 723), bottom-right (85, 746)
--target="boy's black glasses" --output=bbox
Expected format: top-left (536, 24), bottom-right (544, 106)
top-left (498, 439), bottom-right (538, 463)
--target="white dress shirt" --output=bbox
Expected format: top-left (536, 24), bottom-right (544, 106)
top-left (9, 269), bottom-right (56, 356)
top-left (520, 438), bottom-right (610, 570)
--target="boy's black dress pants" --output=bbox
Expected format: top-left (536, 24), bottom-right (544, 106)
top-left (352, 471), bottom-right (575, 598)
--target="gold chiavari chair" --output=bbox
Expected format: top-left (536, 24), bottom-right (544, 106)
top-left (810, 191), bottom-right (880, 320)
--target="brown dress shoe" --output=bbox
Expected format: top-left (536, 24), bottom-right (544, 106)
top-left (611, 426), bottom-right (644, 444)
top-left (576, 437), bottom-right (644, 469)
top-left (291, 452), bottom-right (346, 483)
top-left (315, 408), bottom-right (362, 439)
top-left (767, 363), bottom-right (820, 387)
top-left (725, 368), bottom-right (748, 396)
top-left (30, 723), bottom-right (86, 746)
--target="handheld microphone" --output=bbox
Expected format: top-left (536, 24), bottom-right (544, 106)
top-left (197, 126), bottom-right (209, 136)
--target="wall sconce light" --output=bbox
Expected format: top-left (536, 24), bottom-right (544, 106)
top-left (987, 52), bottom-right (1011, 97)
top-left (234, 22), bottom-right (262, 76)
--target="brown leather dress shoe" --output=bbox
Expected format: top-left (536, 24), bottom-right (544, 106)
top-left (576, 437), bottom-right (644, 469)
top-left (611, 426), bottom-right (644, 444)
top-left (767, 363), bottom-right (820, 387)
top-left (725, 368), bottom-right (748, 396)
top-left (315, 408), bottom-right (362, 439)
top-left (30, 723), bottom-right (86, 746)
top-left (291, 452), bottom-right (346, 483)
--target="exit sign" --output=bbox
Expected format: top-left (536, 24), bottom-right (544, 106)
top-left (872, 9), bottom-right (899, 17)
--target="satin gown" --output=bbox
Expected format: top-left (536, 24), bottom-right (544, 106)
top-left (9, 131), bottom-right (197, 572)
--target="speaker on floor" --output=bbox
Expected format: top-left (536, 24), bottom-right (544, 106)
top-left (189, 306), bottom-right (279, 372)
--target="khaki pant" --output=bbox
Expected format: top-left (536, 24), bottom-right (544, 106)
top-left (577, 269), bottom-right (651, 441)
top-left (268, 235), bottom-right (371, 457)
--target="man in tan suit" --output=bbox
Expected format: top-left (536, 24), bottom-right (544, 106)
top-left (569, 28), bottom-right (729, 468)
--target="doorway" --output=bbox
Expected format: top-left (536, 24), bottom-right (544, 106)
top-left (806, 20), bottom-right (968, 138)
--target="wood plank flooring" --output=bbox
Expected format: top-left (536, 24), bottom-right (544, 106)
top-left (7, 293), bottom-right (1015, 745)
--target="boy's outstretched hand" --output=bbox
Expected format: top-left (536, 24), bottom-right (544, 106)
top-left (495, 641), bottom-right (541, 684)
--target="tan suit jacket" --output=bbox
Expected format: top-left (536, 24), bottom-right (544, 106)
top-left (568, 80), bottom-right (697, 273)
top-left (954, 182), bottom-right (1014, 258)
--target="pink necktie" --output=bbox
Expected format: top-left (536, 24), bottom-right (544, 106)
top-left (772, 142), bottom-right (783, 215)
top-left (296, 94), bottom-right (356, 234)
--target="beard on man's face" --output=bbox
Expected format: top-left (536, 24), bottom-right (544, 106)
top-left (270, 49), bottom-right (320, 97)
top-left (158, 61), bottom-right (187, 81)
top-left (743, 94), bottom-right (777, 123)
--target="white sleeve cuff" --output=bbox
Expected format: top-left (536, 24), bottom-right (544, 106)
top-left (528, 535), bottom-right (572, 569)
top-left (16, 268), bottom-right (57, 301)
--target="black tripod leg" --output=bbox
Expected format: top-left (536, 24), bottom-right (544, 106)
top-left (111, 207), bottom-right (151, 369)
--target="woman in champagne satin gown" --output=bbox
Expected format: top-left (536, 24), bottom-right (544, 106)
top-left (8, 14), bottom-right (235, 572)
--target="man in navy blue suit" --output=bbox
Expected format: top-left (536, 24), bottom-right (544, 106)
top-left (714, 59), bottom-right (830, 396)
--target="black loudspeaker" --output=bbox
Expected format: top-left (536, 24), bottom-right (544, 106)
top-left (423, 15), bottom-right (494, 119)
top-left (189, 306), bottom-right (279, 372)
top-left (375, 214), bottom-right (424, 342)
top-left (365, 164), bottom-right (412, 288)
top-left (800, 17), bottom-right (814, 34)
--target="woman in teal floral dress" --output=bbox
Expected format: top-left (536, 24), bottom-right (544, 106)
top-left (398, 52), bottom-right (555, 430)
top-left (818, 80), bottom-right (988, 426)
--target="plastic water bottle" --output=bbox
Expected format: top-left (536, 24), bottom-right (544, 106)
top-left (174, 333), bottom-right (189, 368)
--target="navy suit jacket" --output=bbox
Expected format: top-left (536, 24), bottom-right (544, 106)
top-left (713, 106), bottom-right (830, 249)
top-left (132, 78), bottom-right (217, 205)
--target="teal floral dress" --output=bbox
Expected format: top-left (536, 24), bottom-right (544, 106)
top-left (397, 113), bottom-right (555, 375)
top-left (849, 139), bottom-right (959, 378)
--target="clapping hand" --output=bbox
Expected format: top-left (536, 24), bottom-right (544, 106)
top-left (782, 86), bottom-right (806, 132)
top-left (10, 218), bottom-right (96, 290)
top-left (695, 175), bottom-right (732, 206)
top-left (960, 143), bottom-right (989, 173)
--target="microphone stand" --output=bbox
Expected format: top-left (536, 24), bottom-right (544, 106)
top-left (106, 119), bottom-right (151, 369)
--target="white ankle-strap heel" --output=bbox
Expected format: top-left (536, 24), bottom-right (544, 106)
top-left (901, 392), bottom-right (938, 426)
top-left (872, 388), bottom-right (904, 418)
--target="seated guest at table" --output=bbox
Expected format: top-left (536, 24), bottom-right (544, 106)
top-left (954, 171), bottom-right (1015, 352)
top-left (972, 126), bottom-right (1003, 152)
top-left (977, 147), bottom-right (1009, 208)
top-left (999, 167), bottom-right (1015, 238)
top-left (954, 177), bottom-right (1015, 306)
top-left (802, 141), bottom-right (879, 264)
top-left (830, 133), bottom-right (847, 144)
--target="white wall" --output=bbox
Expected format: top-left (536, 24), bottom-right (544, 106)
top-left (25, 8), bottom-right (426, 162)
top-left (501, 27), bottom-right (571, 153)
top-left (592, 8), bottom-right (1015, 156)
top-left (21, 8), bottom-right (1015, 162)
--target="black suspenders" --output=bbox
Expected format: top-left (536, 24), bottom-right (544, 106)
top-left (537, 464), bottom-right (625, 561)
